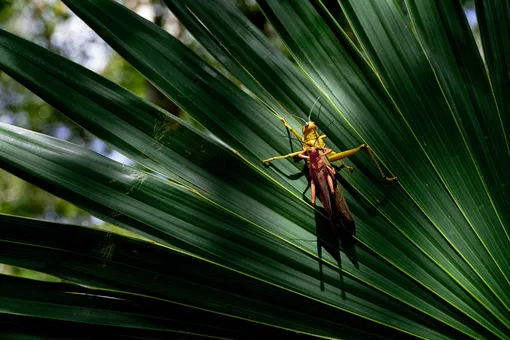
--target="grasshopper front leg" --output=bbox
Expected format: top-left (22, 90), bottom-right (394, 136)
top-left (279, 117), bottom-right (305, 143)
top-left (263, 150), bottom-right (304, 164)
top-left (263, 117), bottom-right (307, 164)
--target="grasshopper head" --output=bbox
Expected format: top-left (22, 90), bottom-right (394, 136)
top-left (302, 121), bottom-right (317, 135)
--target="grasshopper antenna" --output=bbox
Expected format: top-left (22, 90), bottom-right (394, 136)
top-left (313, 101), bottom-right (327, 136)
top-left (316, 102), bottom-right (323, 133)
top-left (289, 113), bottom-right (308, 125)
top-left (308, 96), bottom-right (321, 121)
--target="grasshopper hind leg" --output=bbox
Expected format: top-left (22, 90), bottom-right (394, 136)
top-left (327, 174), bottom-right (335, 195)
top-left (310, 180), bottom-right (317, 205)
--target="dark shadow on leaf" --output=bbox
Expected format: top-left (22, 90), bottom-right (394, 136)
top-left (267, 161), bottom-right (360, 299)
top-left (376, 177), bottom-right (401, 206)
top-left (338, 228), bottom-right (358, 270)
top-left (286, 128), bottom-right (295, 153)
top-left (314, 205), bottom-right (358, 300)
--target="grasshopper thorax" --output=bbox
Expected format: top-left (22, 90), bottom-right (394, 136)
top-left (302, 121), bottom-right (325, 149)
top-left (307, 146), bottom-right (325, 170)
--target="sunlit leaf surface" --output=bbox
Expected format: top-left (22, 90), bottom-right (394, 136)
top-left (0, 0), bottom-right (509, 338)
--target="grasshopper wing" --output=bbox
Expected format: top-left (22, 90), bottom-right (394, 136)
top-left (311, 165), bottom-right (337, 233)
top-left (334, 185), bottom-right (355, 235)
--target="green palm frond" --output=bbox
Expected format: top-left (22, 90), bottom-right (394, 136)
top-left (0, 0), bottom-right (509, 339)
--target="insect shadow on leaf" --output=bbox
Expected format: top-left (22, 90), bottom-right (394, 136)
top-left (264, 155), bottom-right (307, 181)
top-left (314, 205), bottom-right (358, 300)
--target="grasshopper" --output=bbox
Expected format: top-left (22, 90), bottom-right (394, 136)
top-left (263, 102), bottom-right (397, 234)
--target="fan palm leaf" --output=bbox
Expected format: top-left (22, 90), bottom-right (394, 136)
top-left (0, 0), bottom-right (509, 338)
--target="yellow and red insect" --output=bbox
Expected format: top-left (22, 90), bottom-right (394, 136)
top-left (263, 101), bottom-right (397, 234)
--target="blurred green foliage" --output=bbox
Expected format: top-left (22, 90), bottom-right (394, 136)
top-left (0, 0), bottom-right (257, 228)
top-left (0, 0), bottom-right (93, 225)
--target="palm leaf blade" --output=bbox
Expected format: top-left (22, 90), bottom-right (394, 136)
top-left (1, 215), bottom-right (423, 339)
top-left (475, 0), bottom-right (510, 147)
top-left (0, 0), bottom-right (508, 338)
top-left (255, 0), bottom-right (510, 337)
